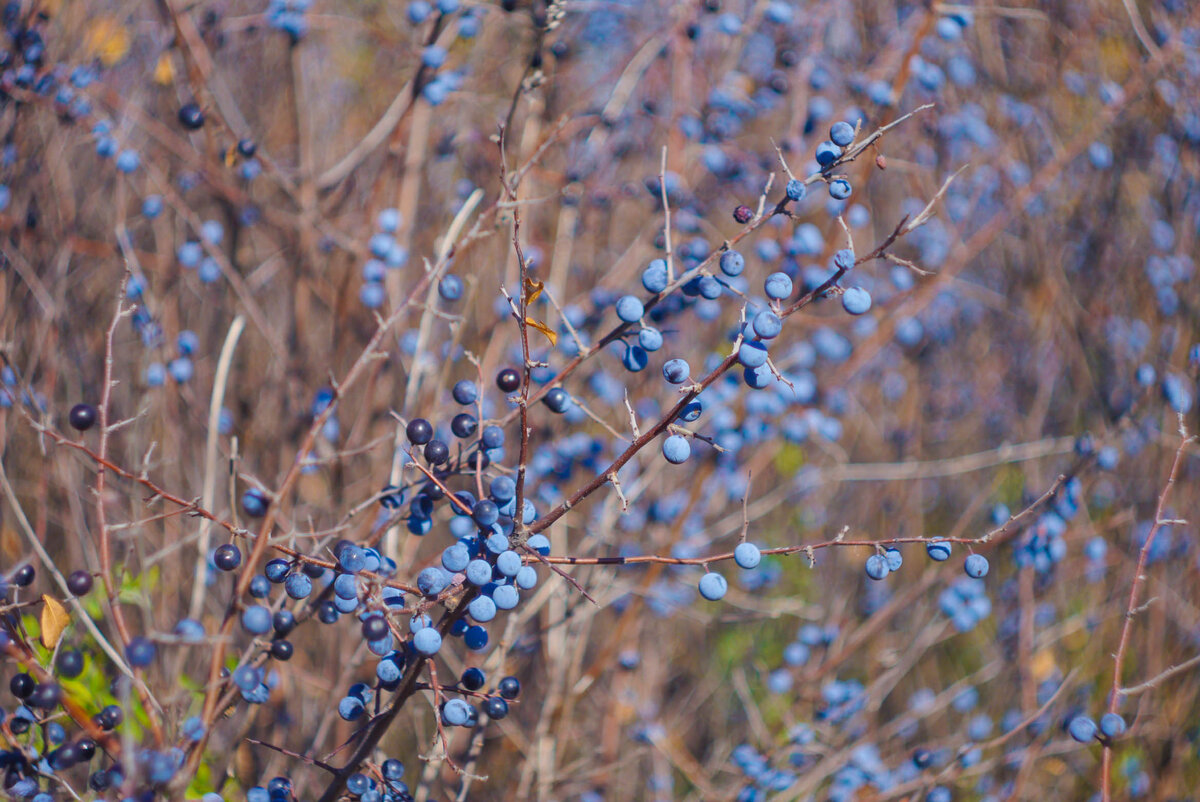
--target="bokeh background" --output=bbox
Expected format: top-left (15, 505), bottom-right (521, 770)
top-left (2, 0), bottom-right (1200, 800)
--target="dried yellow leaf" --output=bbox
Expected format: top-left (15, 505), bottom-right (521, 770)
top-left (40, 595), bottom-right (70, 649)
top-left (153, 53), bottom-right (175, 86)
top-left (85, 18), bottom-right (131, 68)
top-left (524, 317), bottom-right (558, 346)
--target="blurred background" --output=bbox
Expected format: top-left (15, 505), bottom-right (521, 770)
top-left (1, 0), bottom-right (1199, 799)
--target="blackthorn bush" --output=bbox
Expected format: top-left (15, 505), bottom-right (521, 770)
top-left (0, 1), bottom-right (1199, 801)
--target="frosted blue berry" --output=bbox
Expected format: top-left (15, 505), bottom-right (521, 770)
top-left (622, 344), bottom-right (649, 372)
top-left (964, 554), bottom-right (989, 578)
top-left (241, 605), bottom-right (271, 635)
top-left (734, 542), bottom-right (761, 569)
top-left (719, 250), bottom-right (745, 277)
top-left (638, 327), bottom-right (664, 351)
top-left (1099, 713), bottom-right (1126, 738)
top-left (438, 275), bottom-right (463, 302)
top-left (884, 548), bottom-right (903, 572)
top-left (1068, 716), bottom-right (1097, 743)
top-left (615, 295), bottom-right (644, 323)
top-left (662, 435), bottom-right (691, 464)
top-left (842, 287), bottom-right (872, 315)
top-left (925, 539), bottom-right (952, 561)
top-left (764, 272), bottom-right (792, 300)
top-left (360, 282), bottom-right (385, 309)
top-left (642, 259), bottom-right (669, 293)
top-left (815, 141), bottom-right (841, 166)
top-left (467, 595), bottom-right (496, 623)
top-left (829, 179), bottom-right (852, 200)
top-left (698, 573), bottom-right (728, 601)
top-left (752, 310), bottom-right (782, 339)
top-left (412, 627), bottom-right (442, 655)
top-left (737, 340), bottom-right (769, 369)
top-left (377, 208), bottom-right (401, 232)
top-left (830, 121), bottom-right (855, 147)
top-left (785, 179), bottom-right (805, 202)
top-left (865, 554), bottom-right (889, 580)
top-left (466, 559), bottom-right (492, 586)
top-left (662, 358), bottom-right (690, 384)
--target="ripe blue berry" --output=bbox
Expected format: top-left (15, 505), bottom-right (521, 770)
top-left (241, 605), bottom-right (271, 635)
top-left (785, 179), bottom-right (806, 202)
top-left (737, 340), bottom-right (769, 369)
top-left (753, 310), bottom-right (783, 339)
top-left (698, 572), bottom-right (728, 601)
top-left (662, 435), bottom-right (691, 464)
top-left (764, 272), bottom-right (792, 300)
top-left (719, 250), bottom-right (745, 277)
top-left (1099, 713), bottom-right (1126, 738)
top-left (885, 548), bottom-right (903, 572)
top-left (830, 121), bottom-right (855, 146)
top-left (865, 554), bottom-right (889, 580)
top-left (1068, 716), bottom-right (1097, 743)
top-left (734, 542), bottom-right (761, 569)
top-left (452, 380), bottom-right (477, 405)
top-left (615, 295), bottom-right (644, 323)
top-left (964, 554), bottom-right (989, 578)
top-left (638, 327), bottom-right (664, 351)
top-left (926, 539), bottom-right (952, 561)
top-left (642, 259), bottom-right (669, 293)
top-left (662, 358), bottom-right (690, 384)
top-left (241, 489), bottom-right (269, 518)
top-left (412, 627), bottom-right (442, 655)
top-left (829, 179), bottom-right (853, 200)
top-left (438, 275), bottom-right (463, 302)
top-left (815, 141), bottom-right (842, 165)
top-left (842, 287), bottom-right (872, 315)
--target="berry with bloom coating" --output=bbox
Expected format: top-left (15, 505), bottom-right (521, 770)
top-left (698, 572), bottom-right (728, 601)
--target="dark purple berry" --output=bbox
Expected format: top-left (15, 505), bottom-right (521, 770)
top-left (10, 672), bottom-right (34, 698)
top-left (270, 640), bottom-right (293, 661)
top-left (214, 543), bottom-right (242, 571)
top-left (12, 563), bottom-right (34, 586)
top-left (178, 102), bottom-right (205, 130)
top-left (496, 368), bottom-right (520, 393)
top-left (424, 439), bottom-right (450, 464)
top-left (361, 614), bottom-right (389, 641)
top-left (68, 403), bottom-right (97, 431)
top-left (406, 418), bottom-right (433, 445)
top-left (484, 696), bottom-right (509, 719)
top-left (733, 205), bottom-right (753, 224)
top-left (67, 570), bottom-right (93, 596)
top-left (498, 675), bottom-right (520, 699)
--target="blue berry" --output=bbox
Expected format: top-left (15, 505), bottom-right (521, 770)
top-left (752, 310), bottom-right (782, 339)
top-left (734, 542), bottom-right (761, 569)
top-left (865, 554), bottom-right (889, 580)
top-left (662, 435), bottom-right (691, 464)
top-left (698, 573), bottom-right (728, 601)
top-left (884, 548), bottom-right (903, 572)
top-left (1068, 716), bottom-right (1097, 743)
top-left (638, 327), bottom-right (664, 351)
top-left (785, 179), bottom-right (806, 202)
top-left (439, 275), bottom-right (464, 302)
top-left (719, 250), bottom-right (745, 277)
top-left (1099, 713), bottom-right (1126, 738)
top-left (964, 554), bottom-right (989, 578)
top-left (815, 141), bottom-right (841, 166)
top-left (662, 358), bottom-right (690, 384)
top-left (615, 295), bottom-right (644, 323)
top-left (737, 340), bottom-right (769, 369)
top-left (642, 259), bottom-right (669, 293)
top-left (452, 380), bottom-right (477, 405)
top-left (926, 539), bottom-right (952, 561)
top-left (830, 121), bottom-right (855, 146)
top-left (829, 179), bottom-right (852, 200)
top-left (764, 272), bottom-right (792, 300)
top-left (241, 605), bottom-right (271, 635)
top-left (842, 287), bottom-right (872, 315)
top-left (622, 344), bottom-right (649, 372)
top-left (241, 489), bottom-right (269, 518)
top-left (412, 627), bottom-right (442, 655)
